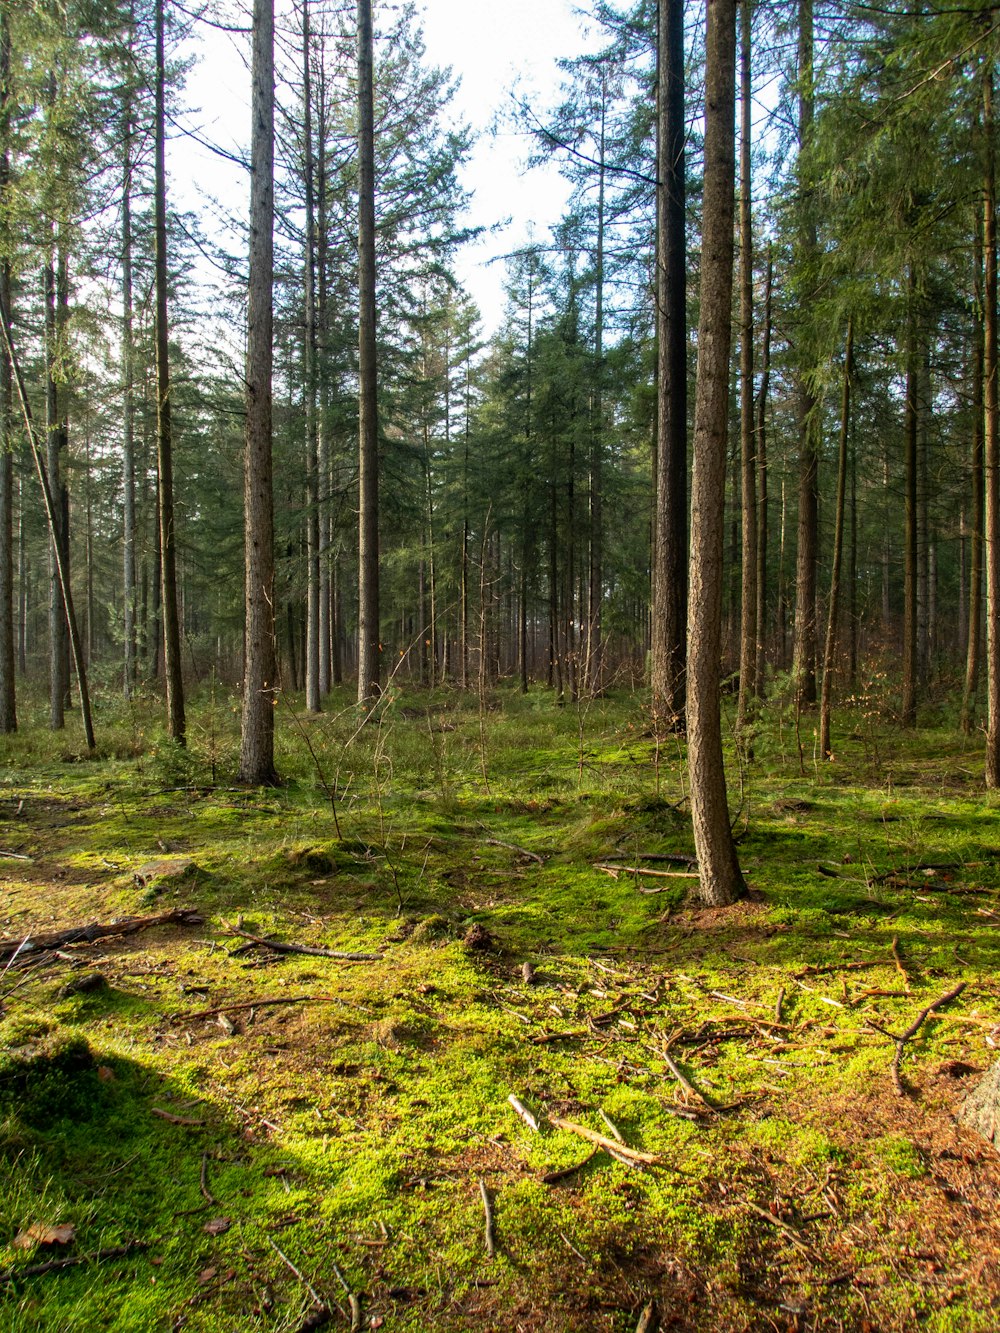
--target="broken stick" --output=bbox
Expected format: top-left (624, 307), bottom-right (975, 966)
top-left (227, 926), bottom-right (381, 962)
top-left (548, 1115), bottom-right (662, 1165)
top-left (866, 981), bottom-right (967, 1096)
top-left (479, 1179), bottom-right (497, 1257)
top-left (0, 908), bottom-right (204, 961)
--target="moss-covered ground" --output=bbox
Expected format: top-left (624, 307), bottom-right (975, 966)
top-left (0, 682), bottom-right (999, 1331)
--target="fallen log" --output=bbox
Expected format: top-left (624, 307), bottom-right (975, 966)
top-left (0, 909), bottom-right (204, 962)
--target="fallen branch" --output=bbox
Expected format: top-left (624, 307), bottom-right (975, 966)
top-left (0, 1241), bottom-right (148, 1284)
top-left (659, 1047), bottom-right (716, 1113)
top-left (866, 982), bottom-right (967, 1096)
top-left (507, 1095), bottom-right (540, 1133)
top-left (795, 960), bottom-right (878, 979)
top-left (227, 926), bottom-right (381, 962)
top-left (548, 1115), bottom-right (662, 1165)
top-left (151, 1107), bottom-right (205, 1127)
top-left (200, 1152), bottom-right (217, 1204)
top-left (484, 837), bottom-right (545, 865)
top-left (0, 909), bottom-right (204, 961)
top-left (540, 1150), bottom-right (598, 1184)
top-left (890, 936), bottom-right (912, 993)
top-left (173, 995), bottom-right (345, 1022)
top-left (479, 1179), bottom-right (497, 1257)
top-left (267, 1235), bottom-right (328, 1316)
top-left (595, 863), bottom-right (700, 880)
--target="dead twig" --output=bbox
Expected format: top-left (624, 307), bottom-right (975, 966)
top-left (774, 988), bottom-right (785, 1024)
top-left (540, 1151), bottom-right (598, 1184)
top-left (0, 1241), bottom-right (148, 1284)
top-left (659, 1047), bottom-right (716, 1113)
top-left (479, 1179), bottom-right (497, 1257)
top-left (200, 1153), bottom-right (217, 1205)
top-left (595, 863), bottom-right (700, 880)
top-left (151, 1107), bottom-right (205, 1127)
top-left (484, 837), bottom-right (545, 864)
top-left (174, 995), bottom-right (345, 1022)
top-left (227, 926), bottom-right (381, 962)
top-left (507, 1095), bottom-right (540, 1133)
top-left (635, 1297), bottom-right (660, 1333)
top-left (890, 936), bottom-right (912, 993)
top-left (267, 1235), bottom-right (327, 1315)
top-left (866, 982), bottom-right (967, 1096)
top-left (548, 1115), bottom-right (662, 1165)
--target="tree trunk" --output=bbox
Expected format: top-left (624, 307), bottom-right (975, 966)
top-left (650, 0), bottom-right (687, 729)
top-left (302, 0), bottom-right (321, 714)
top-left (963, 215), bottom-right (985, 734)
top-left (736, 0), bottom-right (757, 738)
top-left (586, 78), bottom-right (606, 696)
top-left (792, 0), bottom-right (818, 708)
top-left (984, 68), bottom-right (1000, 787)
top-left (686, 0), bottom-right (746, 908)
top-left (356, 0), bottom-right (380, 704)
top-left (239, 0), bottom-right (277, 786)
top-left (45, 247), bottom-right (70, 730)
top-left (755, 247), bottom-right (772, 691)
top-left (154, 0), bottom-right (185, 744)
top-left (0, 11), bottom-right (14, 734)
top-left (901, 268), bottom-right (919, 729)
top-left (819, 318), bottom-right (853, 761)
top-left (122, 2), bottom-right (137, 699)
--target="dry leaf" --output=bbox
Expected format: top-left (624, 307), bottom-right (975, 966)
top-left (13, 1222), bottom-right (75, 1250)
top-left (203, 1217), bottom-right (231, 1237)
top-left (216, 1014), bottom-right (236, 1037)
top-left (97, 1066), bottom-right (116, 1082)
top-left (198, 1266), bottom-right (218, 1284)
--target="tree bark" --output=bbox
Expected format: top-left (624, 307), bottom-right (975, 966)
top-left (239, 0), bottom-right (278, 786)
top-left (356, 0), bottom-right (380, 704)
top-left (901, 267), bottom-right (919, 729)
top-left (0, 10), bottom-right (14, 734)
top-left (984, 68), bottom-right (1000, 787)
top-left (121, 0), bottom-right (137, 700)
top-left (736, 0), bottom-right (757, 738)
top-left (755, 247), bottom-right (772, 692)
top-left (302, 0), bottom-right (321, 713)
top-left (154, 0), bottom-right (185, 744)
top-left (686, 0), bottom-right (746, 908)
top-left (819, 318), bottom-right (853, 761)
top-left (963, 190), bottom-right (985, 733)
top-left (650, 0), bottom-right (687, 729)
top-left (792, 0), bottom-right (818, 708)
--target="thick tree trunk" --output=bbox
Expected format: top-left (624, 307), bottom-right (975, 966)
top-left (650, 0), bottom-right (688, 729)
top-left (586, 83), bottom-right (606, 696)
top-left (239, 0), bottom-right (277, 786)
top-left (316, 54), bottom-right (332, 698)
top-left (154, 0), bottom-right (185, 744)
top-left (819, 319), bottom-right (853, 761)
top-left (736, 0), bottom-right (757, 738)
top-left (686, 0), bottom-right (746, 908)
top-left (356, 0), bottom-right (380, 704)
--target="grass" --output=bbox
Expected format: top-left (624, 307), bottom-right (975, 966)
top-left (0, 680), bottom-right (998, 1330)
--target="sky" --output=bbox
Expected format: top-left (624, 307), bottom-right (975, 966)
top-left (174, 0), bottom-right (599, 335)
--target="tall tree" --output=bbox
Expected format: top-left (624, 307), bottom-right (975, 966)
top-left (984, 65), bottom-right (1000, 787)
top-left (735, 0), bottom-right (757, 737)
top-left (0, 7), bottom-right (13, 734)
top-left (240, 0), bottom-right (277, 786)
top-left (650, 0), bottom-right (687, 729)
top-left (356, 0), bottom-right (379, 703)
top-left (686, 0), bottom-right (745, 907)
top-left (154, 0), bottom-right (184, 744)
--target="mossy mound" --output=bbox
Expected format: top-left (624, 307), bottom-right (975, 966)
top-left (0, 1025), bottom-right (104, 1125)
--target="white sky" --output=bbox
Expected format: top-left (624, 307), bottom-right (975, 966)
top-left (175, 0), bottom-right (598, 335)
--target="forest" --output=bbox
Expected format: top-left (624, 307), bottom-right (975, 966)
top-left (1, 0), bottom-right (1000, 1329)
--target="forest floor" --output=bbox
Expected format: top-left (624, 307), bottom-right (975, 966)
top-left (0, 681), bottom-right (999, 1332)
